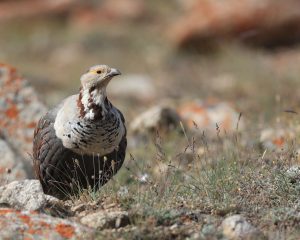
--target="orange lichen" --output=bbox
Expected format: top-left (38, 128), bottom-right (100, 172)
top-left (5, 104), bottom-right (19, 119)
top-left (38, 221), bottom-right (51, 229)
top-left (178, 103), bottom-right (205, 115)
top-left (27, 121), bottom-right (37, 128)
top-left (24, 237), bottom-right (33, 240)
top-left (272, 137), bottom-right (285, 147)
top-left (0, 208), bottom-right (15, 215)
top-left (55, 223), bottom-right (75, 238)
top-left (19, 214), bottom-right (31, 225)
top-left (0, 167), bottom-right (6, 174)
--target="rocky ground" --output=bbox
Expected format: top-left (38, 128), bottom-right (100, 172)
top-left (1, 0), bottom-right (300, 239)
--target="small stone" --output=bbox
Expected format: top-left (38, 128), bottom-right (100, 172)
top-left (222, 215), bottom-right (265, 240)
top-left (80, 210), bottom-right (130, 230)
top-left (285, 165), bottom-right (300, 184)
top-left (0, 180), bottom-right (59, 211)
top-left (130, 105), bottom-right (181, 134)
top-left (170, 223), bottom-right (179, 230)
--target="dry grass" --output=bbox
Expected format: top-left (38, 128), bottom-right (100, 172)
top-left (76, 120), bottom-right (300, 239)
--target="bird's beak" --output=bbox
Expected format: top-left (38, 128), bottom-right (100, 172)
top-left (107, 68), bottom-right (121, 78)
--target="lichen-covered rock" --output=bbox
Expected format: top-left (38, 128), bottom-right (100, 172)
top-left (0, 0), bottom-right (74, 22)
top-left (0, 139), bottom-right (28, 185)
top-left (80, 210), bottom-right (130, 230)
top-left (0, 63), bottom-right (47, 179)
top-left (178, 100), bottom-right (243, 135)
top-left (222, 215), bottom-right (265, 240)
top-left (260, 127), bottom-right (295, 151)
top-left (0, 180), bottom-right (59, 211)
top-left (0, 208), bottom-right (94, 240)
top-left (169, 0), bottom-right (300, 50)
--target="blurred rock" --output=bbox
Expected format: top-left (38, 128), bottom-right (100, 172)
top-left (170, 0), bottom-right (300, 50)
top-left (130, 105), bottom-right (181, 134)
top-left (0, 63), bottom-right (47, 179)
top-left (222, 215), bottom-right (265, 240)
top-left (260, 128), bottom-right (295, 151)
top-left (0, 180), bottom-right (59, 211)
top-left (0, 139), bottom-right (28, 185)
top-left (178, 100), bottom-right (243, 135)
top-left (0, 208), bottom-right (94, 239)
top-left (70, 0), bottom-right (146, 27)
top-left (108, 74), bottom-right (156, 102)
top-left (0, 0), bottom-right (74, 21)
top-left (80, 210), bottom-right (129, 230)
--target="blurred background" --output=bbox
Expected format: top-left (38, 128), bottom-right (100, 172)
top-left (1, 0), bottom-right (300, 125)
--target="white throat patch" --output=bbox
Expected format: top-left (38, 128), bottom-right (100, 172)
top-left (81, 87), bottom-right (108, 120)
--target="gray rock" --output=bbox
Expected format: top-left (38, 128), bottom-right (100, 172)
top-left (108, 74), bottom-right (156, 102)
top-left (0, 207), bottom-right (94, 240)
top-left (0, 139), bottom-right (28, 185)
top-left (222, 215), bottom-right (265, 240)
top-left (130, 105), bottom-right (181, 134)
top-left (81, 210), bottom-right (130, 229)
top-left (0, 180), bottom-right (59, 211)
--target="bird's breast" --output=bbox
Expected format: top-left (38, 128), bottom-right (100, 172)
top-left (54, 108), bottom-right (125, 156)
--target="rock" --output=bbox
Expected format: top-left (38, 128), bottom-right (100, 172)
top-left (70, 0), bottom-right (146, 27)
top-left (130, 105), bottom-right (181, 134)
top-left (99, 0), bottom-right (145, 22)
top-left (0, 180), bottom-right (59, 211)
top-left (260, 128), bottom-right (295, 151)
top-left (178, 100), bottom-right (243, 135)
top-left (222, 215), bottom-right (265, 240)
top-left (0, 208), bottom-right (94, 239)
top-left (0, 0), bottom-right (74, 21)
top-left (108, 74), bottom-right (156, 102)
top-left (0, 139), bottom-right (28, 185)
top-left (80, 210), bottom-right (130, 230)
top-left (0, 63), bottom-right (47, 179)
top-left (285, 165), bottom-right (300, 184)
top-left (169, 0), bottom-right (300, 50)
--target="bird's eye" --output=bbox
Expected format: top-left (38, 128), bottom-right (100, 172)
top-left (96, 70), bottom-right (102, 74)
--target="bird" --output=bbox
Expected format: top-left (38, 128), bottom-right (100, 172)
top-left (32, 65), bottom-right (127, 199)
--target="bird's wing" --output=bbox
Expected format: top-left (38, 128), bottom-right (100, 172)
top-left (32, 101), bottom-right (70, 185)
top-left (114, 107), bottom-right (127, 170)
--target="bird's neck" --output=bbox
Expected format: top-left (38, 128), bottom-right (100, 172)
top-left (77, 86), bottom-right (111, 120)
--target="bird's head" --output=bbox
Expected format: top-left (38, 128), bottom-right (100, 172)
top-left (80, 65), bottom-right (121, 89)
